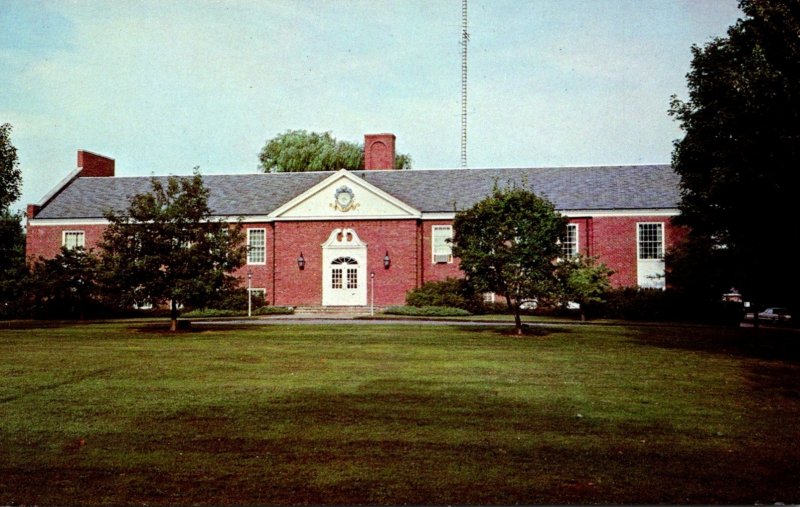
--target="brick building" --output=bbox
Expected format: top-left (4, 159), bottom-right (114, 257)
top-left (26, 134), bottom-right (683, 309)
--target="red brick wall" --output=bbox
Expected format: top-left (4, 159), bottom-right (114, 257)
top-left (272, 220), bottom-right (419, 306)
top-left (568, 217), bottom-right (593, 256)
top-left (25, 224), bottom-right (107, 261)
top-left (590, 216), bottom-right (682, 287)
top-left (420, 220), bottom-right (463, 283)
top-left (233, 224), bottom-right (275, 304)
top-left (25, 214), bottom-right (685, 303)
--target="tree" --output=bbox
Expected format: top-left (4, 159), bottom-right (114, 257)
top-left (0, 211), bottom-right (27, 318)
top-left (258, 130), bottom-right (412, 172)
top-left (452, 185), bottom-right (568, 335)
top-left (669, 0), bottom-right (800, 310)
top-left (0, 123), bottom-right (26, 318)
top-left (100, 170), bottom-right (246, 331)
top-left (665, 234), bottom-right (736, 305)
top-left (556, 255), bottom-right (613, 321)
top-left (0, 123), bottom-right (22, 213)
top-left (29, 247), bottom-right (100, 320)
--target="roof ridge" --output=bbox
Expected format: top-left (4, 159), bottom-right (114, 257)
top-left (78, 164), bottom-right (673, 180)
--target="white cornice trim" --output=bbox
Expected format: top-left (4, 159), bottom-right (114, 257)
top-left (29, 208), bottom-right (680, 227)
top-left (421, 212), bottom-right (457, 220)
top-left (421, 209), bottom-right (680, 219)
top-left (28, 218), bottom-right (110, 226)
top-left (561, 209), bottom-right (680, 217)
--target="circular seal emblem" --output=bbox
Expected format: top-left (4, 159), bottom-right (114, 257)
top-left (334, 185), bottom-right (356, 212)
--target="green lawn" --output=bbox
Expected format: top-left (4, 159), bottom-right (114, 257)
top-left (1, 320), bottom-right (799, 505)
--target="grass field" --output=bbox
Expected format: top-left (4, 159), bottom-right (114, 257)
top-left (1, 319), bottom-right (799, 505)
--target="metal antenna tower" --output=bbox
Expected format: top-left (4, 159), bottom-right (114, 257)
top-left (460, 0), bottom-right (469, 168)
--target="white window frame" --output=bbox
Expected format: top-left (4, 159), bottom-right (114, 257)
top-left (561, 223), bottom-right (579, 259)
top-left (637, 222), bottom-right (666, 290)
top-left (247, 228), bottom-right (266, 265)
top-left (637, 222), bottom-right (665, 260)
top-left (62, 230), bottom-right (85, 250)
top-left (432, 225), bottom-right (453, 264)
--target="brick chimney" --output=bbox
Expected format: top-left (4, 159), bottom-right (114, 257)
top-left (26, 203), bottom-right (40, 220)
top-left (77, 150), bottom-right (115, 177)
top-left (364, 133), bottom-right (396, 170)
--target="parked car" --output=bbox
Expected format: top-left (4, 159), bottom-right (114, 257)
top-left (757, 307), bottom-right (792, 323)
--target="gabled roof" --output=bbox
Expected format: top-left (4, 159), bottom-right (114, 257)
top-left (33, 165), bottom-right (679, 220)
top-left (269, 169), bottom-right (421, 219)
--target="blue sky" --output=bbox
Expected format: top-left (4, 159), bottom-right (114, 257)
top-left (2, 0), bottom-right (742, 213)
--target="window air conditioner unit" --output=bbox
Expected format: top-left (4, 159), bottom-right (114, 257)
top-left (434, 254), bottom-right (450, 263)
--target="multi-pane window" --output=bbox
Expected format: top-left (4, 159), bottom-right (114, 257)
top-left (346, 268), bottom-right (358, 289)
top-left (561, 224), bottom-right (578, 258)
top-left (332, 268), bottom-right (343, 289)
top-left (62, 231), bottom-right (85, 250)
top-left (432, 225), bottom-right (453, 263)
top-left (638, 223), bottom-right (664, 260)
top-left (331, 257), bottom-right (358, 289)
top-left (247, 228), bottom-right (266, 264)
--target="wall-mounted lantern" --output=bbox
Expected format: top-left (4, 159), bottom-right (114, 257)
top-left (297, 252), bottom-right (305, 270)
top-left (383, 250), bottom-right (391, 269)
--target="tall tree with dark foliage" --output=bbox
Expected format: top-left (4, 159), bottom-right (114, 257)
top-left (0, 123), bottom-right (26, 318)
top-left (670, 0), bottom-right (800, 309)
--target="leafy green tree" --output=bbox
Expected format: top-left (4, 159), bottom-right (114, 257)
top-left (0, 123), bottom-right (26, 318)
top-left (29, 247), bottom-right (100, 320)
top-left (0, 123), bottom-right (21, 213)
top-left (452, 186), bottom-right (568, 335)
top-left (100, 170), bottom-right (246, 331)
top-left (258, 130), bottom-right (412, 172)
top-left (0, 211), bottom-right (27, 318)
top-left (556, 255), bottom-right (613, 321)
top-left (669, 0), bottom-right (800, 309)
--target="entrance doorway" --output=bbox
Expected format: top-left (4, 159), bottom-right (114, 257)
top-left (322, 228), bottom-right (367, 306)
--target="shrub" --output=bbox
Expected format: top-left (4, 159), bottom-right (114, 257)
top-left (383, 305), bottom-right (471, 317)
top-left (182, 308), bottom-right (243, 318)
top-left (182, 306), bottom-right (294, 318)
top-left (582, 287), bottom-right (676, 321)
top-left (252, 306), bottom-right (294, 316)
top-left (405, 278), bottom-right (484, 313)
top-left (207, 287), bottom-right (266, 311)
top-left (582, 287), bottom-right (742, 324)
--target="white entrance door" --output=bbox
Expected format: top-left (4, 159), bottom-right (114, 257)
top-left (326, 256), bottom-right (365, 306)
top-left (322, 228), bottom-right (367, 306)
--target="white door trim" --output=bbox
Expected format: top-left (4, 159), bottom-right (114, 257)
top-left (322, 228), bottom-right (367, 306)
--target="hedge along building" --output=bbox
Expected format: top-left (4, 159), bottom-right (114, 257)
top-left (25, 134), bottom-right (683, 309)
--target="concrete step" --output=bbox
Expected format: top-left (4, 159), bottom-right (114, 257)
top-left (292, 305), bottom-right (383, 316)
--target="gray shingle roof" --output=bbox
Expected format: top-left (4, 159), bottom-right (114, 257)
top-left (34, 165), bottom-right (679, 219)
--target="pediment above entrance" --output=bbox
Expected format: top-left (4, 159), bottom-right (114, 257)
top-left (269, 170), bottom-right (420, 220)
